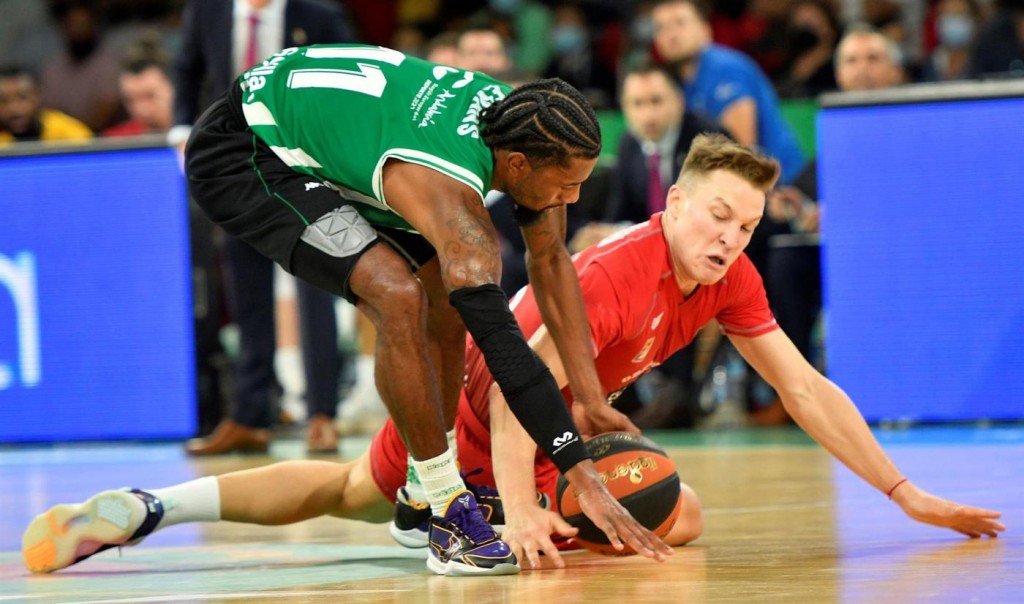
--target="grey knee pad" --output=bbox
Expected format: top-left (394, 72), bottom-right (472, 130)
top-left (300, 206), bottom-right (378, 258)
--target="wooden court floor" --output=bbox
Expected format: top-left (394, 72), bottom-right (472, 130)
top-left (1, 426), bottom-right (1021, 603)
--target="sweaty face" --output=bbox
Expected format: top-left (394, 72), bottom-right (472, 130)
top-left (505, 156), bottom-right (596, 212)
top-left (119, 67), bottom-right (174, 131)
top-left (0, 75), bottom-right (40, 135)
top-left (835, 34), bottom-right (901, 91)
top-left (663, 170), bottom-right (765, 290)
top-left (652, 1), bottom-right (709, 63)
top-left (622, 72), bottom-right (684, 143)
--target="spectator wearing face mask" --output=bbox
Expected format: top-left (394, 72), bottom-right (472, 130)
top-left (775, 0), bottom-right (842, 98)
top-left (482, 0), bottom-right (554, 75)
top-left (926, 0), bottom-right (982, 80)
top-left (543, 2), bottom-right (618, 109)
top-left (622, 1), bottom-right (658, 70)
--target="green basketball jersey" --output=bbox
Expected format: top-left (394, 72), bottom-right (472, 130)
top-left (238, 44), bottom-right (512, 231)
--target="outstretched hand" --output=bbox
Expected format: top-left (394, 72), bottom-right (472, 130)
top-left (503, 504), bottom-right (578, 570)
top-left (572, 401), bottom-right (640, 439)
top-left (893, 481), bottom-right (1005, 538)
top-left (564, 462), bottom-right (673, 561)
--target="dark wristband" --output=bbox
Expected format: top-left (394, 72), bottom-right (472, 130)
top-left (450, 284), bottom-right (590, 472)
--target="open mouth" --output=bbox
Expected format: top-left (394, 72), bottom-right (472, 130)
top-left (708, 255), bottom-right (726, 267)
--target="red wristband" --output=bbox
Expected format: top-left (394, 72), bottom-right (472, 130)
top-left (886, 477), bottom-right (909, 500)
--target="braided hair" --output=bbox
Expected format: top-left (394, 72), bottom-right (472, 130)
top-left (479, 78), bottom-right (601, 167)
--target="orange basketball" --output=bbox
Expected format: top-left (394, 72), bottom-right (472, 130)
top-left (555, 432), bottom-right (681, 555)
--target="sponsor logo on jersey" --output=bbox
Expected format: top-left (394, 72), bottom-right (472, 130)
top-left (241, 47), bottom-right (299, 99)
top-left (418, 89), bottom-right (456, 128)
top-left (432, 65), bottom-right (459, 80)
top-left (650, 312), bottom-right (664, 330)
top-left (432, 66), bottom-right (475, 89)
top-left (410, 80), bottom-right (439, 123)
top-left (457, 85), bottom-right (506, 139)
top-left (620, 360), bottom-right (660, 384)
top-left (410, 69), bottom-right (477, 127)
top-left (632, 337), bottom-right (655, 363)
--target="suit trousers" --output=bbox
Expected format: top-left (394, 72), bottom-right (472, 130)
top-left (224, 235), bottom-right (340, 429)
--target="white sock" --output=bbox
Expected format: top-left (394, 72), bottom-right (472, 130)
top-left (446, 428), bottom-right (458, 461)
top-left (404, 430), bottom-right (459, 504)
top-left (146, 476), bottom-right (222, 531)
top-left (411, 450), bottom-right (466, 517)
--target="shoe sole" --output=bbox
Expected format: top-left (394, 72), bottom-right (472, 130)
top-left (426, 555), bottom-right (520, 576)
top-left (389, 522), bottom-right (429, 548)
top-left (22, 491), bottom-right (142, 573)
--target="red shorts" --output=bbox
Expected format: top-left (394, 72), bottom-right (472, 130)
top-left (369, 390), bottom-right (562, 511)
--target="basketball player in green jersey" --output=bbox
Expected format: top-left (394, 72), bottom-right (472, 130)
top-left (181, 44), bottom-right (671, 575)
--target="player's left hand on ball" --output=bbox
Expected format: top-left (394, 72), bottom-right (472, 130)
top-left (566, 462), bottom-right (673, 561)
top-left (572, 401), bottom-right (640, 438)
top-left (503, 504), bottom-right (577, 570)
top-left (892, 481), bottom-right (1005, 538)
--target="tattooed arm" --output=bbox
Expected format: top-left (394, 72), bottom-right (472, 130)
top-left (381, 161), bottom-right (503, 289)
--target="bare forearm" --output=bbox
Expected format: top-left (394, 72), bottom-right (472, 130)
top-left (527, 250), bottom-right (605, 407)
top-left (784, 376), bottom-right (903, 493)
top-left (489, 386), bottom-right (543, 510)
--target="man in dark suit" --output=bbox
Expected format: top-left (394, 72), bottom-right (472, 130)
top-left (602, 63), bottom-right (728, 225)
top-left (174, 0), bottom-right (354, 455)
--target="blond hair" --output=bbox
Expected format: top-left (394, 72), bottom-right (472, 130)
top-left (678, 134), bottom-right (780, 192)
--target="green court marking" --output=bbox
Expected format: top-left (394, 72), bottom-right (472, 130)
top-left (645, 427), bottom-right (816, 449)
top-left (0, 544), bottom-right (426, 599)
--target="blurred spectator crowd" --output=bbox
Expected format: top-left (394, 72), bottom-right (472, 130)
top-left (1, 0), bottom-right (1022, 141)
top-left (3, 0), bottom-right (1023, 435)
top-left (3, 0), bottom-right (1023, 142)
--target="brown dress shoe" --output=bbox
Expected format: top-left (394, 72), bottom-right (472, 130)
top-left (185, 419), bottom-right (270, 456)
top-left (748, 397), bottom-right (794, 427)
top-left (306, 414), bottom-right (339, 454)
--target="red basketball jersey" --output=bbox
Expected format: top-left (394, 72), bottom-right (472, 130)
top-left (462, 213), bottom-right (778, 425)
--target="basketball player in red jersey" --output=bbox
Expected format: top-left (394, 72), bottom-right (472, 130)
top-left (23, 135), bottom-right (1003, 575)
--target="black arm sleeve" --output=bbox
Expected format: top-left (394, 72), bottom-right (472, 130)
top-left (449, 284), bottom-right (590, 473)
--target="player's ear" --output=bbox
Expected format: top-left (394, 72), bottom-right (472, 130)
top-left (504, 151), bottom-right (530, 177)
top-left (665, 183), bottom-right (683, 212)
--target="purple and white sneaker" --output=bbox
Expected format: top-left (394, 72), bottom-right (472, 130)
top-left (426, 490), bottom-right (519, 576)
